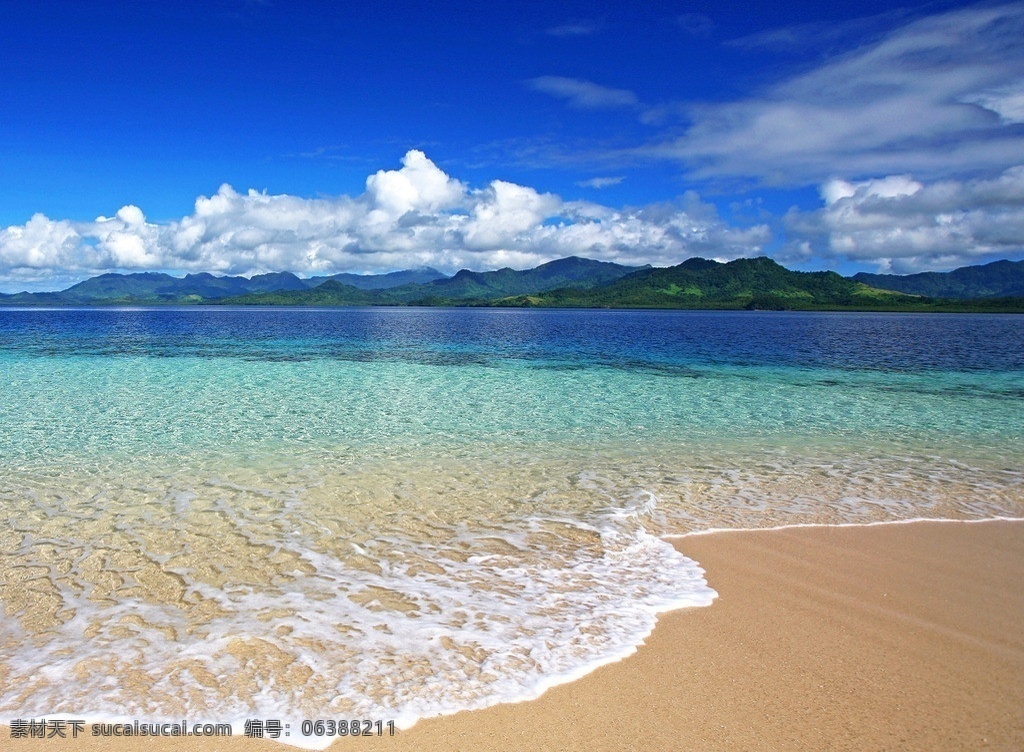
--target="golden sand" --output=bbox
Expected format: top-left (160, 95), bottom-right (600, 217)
top-left (5, 519), bottom-right (1023, 751)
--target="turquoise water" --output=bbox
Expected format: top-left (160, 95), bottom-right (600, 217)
top-left (1, 307), bottom-right (1022, 744)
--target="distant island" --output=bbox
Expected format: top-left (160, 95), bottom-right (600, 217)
top-left (2, 256), bottom-right (1022, 312)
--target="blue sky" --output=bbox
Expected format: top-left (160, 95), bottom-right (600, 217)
top-left (1, 0), bottom-right (1023, 291)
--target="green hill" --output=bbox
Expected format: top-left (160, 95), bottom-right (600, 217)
top-left (213, 279), bottom-right (379, 306)
top-left (499, 257), bottom-right (919, 309)
top-left (382, 256), bottom-right (648, 303)
top-left (853, 260), bottom-right (1024, 298)
top-left (215, 256), bottom-right (646, 306)
top-left (0, 267), bottom-right (446, 304)
top-left (18, 270), bottom-right (309, 303)
top-left (305, 267), bottom-right (448, 290)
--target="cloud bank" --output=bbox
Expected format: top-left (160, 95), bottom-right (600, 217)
top-left (0, 151), bottom-right (769, 291)
top-left (783, 165), bottom-right (1024, 273)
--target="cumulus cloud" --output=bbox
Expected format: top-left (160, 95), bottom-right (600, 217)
top-left (0, 214), bottom-right (84, 281)
top-left (460, 180), bottom-right (562, 249)
top-left (364, 149), bottom-right (466, 217)
top-left (783, 165), bottom-right (1024, 272)
top-left (527, 76), bottom-right (639, 110)
top-left (652, 3), bottom-right (1024, 184)
top-left (0, 151), bottom-right (770, 291)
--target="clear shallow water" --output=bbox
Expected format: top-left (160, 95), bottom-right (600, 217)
top-left (1, 307), bottom-right (1022, 744)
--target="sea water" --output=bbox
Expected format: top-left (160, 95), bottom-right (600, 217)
top-left (1, 307), bottom-right (1022, 745)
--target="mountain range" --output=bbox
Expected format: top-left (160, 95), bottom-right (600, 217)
top-left (0, 266), bottom-right (449, 305)
top-left (1, 256), bottom-right (1022, 311)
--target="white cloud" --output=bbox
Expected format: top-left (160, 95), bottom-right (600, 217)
top-left (92, 205), bottom-right (164, 268)
top-left (0, 151), bottom-right (771, 291)
top-left (653, 3), bottom-right (1024, 185)
top-left (964, 85), bottom-right (1024, 125)
top-left (783, 165), bottom-right (1024, 272)
top-left (461, 181), bottom-right (562, 249)
top-left (576, 176), bottom-right (624, 189)
top-left (820, 175), bottom-right (922, 205)
top-left (527, 76), bottom-right (639, 110)
top-left (364, 149), bottom-right (467, 217)
top-left (0, 214), bottom-right (83, 273)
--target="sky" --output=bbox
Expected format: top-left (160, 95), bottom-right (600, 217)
top-left (1, 0), bottom-right (1023, 291)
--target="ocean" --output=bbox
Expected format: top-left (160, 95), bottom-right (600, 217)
top-left (1, 307), bottom-right (1021, 746)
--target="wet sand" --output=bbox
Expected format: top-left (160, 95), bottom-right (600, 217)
top-left (5, 519), bottom-right (1023, 751)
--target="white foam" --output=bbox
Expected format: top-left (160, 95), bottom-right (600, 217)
top-left (0, 484), bottom-right (716, 750)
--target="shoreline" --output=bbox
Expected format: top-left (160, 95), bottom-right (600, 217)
top-left (4, 518), bottom-right (1023, 751)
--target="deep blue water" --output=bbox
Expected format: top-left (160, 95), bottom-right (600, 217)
top-left (2, 306), bottom-right (1021, 372)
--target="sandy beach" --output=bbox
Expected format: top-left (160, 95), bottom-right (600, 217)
top-left (5, 518), bottom-right (1023, 751)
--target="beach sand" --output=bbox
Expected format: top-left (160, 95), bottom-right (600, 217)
top-left (5, 519), bottom-right (1023, 751)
